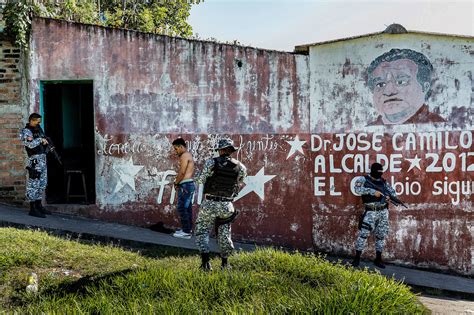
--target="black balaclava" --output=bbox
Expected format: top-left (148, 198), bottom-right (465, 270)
top-left (370, 162), bottom-right (384, 179)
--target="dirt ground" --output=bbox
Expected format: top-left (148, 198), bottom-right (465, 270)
top-left (419, 295), bottom-right (474, 314)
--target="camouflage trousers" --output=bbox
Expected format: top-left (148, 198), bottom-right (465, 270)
top-left (355, 208), bottom-right (389, 252)
top-left (26, 154), bottom-right (47, 202)
top-left (195, 199), bottom-right (235, 258)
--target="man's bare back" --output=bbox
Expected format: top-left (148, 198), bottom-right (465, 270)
top-left (176, 151), bottom-right (194, 184)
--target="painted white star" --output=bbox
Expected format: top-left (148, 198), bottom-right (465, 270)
top-left (234, 167), bottom-right (276, 201)
top-left (112, 157), bottom-right (144, 194)
top-left (286, 135), bottom-right (306, 159)
top-left (406, 155), bottom-right (422, 172)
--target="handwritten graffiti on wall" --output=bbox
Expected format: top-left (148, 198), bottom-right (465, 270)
top-left (311, 131), bottom-right (474, 205)
top-left (97, 134), bottom-right (148, 156)
top-left (97, 132), bottom-right (281, 162)
top-left (96, 132), bottom-right (284, 207)
top-left (96, 130), bottom-right (473, 208)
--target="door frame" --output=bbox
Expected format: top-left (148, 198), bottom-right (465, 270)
top-left (39, 80), bottom-right (96, 204)
top-left (39, 80), bottom-right (94, 129)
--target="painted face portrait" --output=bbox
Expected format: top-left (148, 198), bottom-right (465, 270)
top-left (372, 58), bottom-right (427, 124)
top-left (366, 48), bottom-right (442, 126)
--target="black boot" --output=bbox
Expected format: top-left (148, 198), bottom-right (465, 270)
top-left (29, 201), bottom-right (46, 218)
top-left (35, 200), bottom-right (52, 215)
top-left (221, 256), bottom-right (230, 270)
top-left (200, 253), bottom-right (212, 271)
top-left (351, 250), bottom-right (362, 267)
top-left (374, 251), bottom-right (386, 269)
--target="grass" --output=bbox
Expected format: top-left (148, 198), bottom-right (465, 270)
top-left (0, 227), bottom-right (427, 314)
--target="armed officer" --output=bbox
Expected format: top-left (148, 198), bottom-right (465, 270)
top-left (19, 113), bottom-right (52, 218)
top-left (195, 138), bottom-right (247, 271)
top-left (351, 162), bottom-right (396, 268)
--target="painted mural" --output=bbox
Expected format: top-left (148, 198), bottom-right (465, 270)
top-left (310, 36), bottom-right (473, 274)
top-left (29, 18), bottom-right (473, 274)
top-left (366, 48), bottom-right (444, 126)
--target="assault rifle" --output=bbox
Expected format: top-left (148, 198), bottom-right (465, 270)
top-left (44, 137), bottom-right (62, 166)
top-left (31, 126), bottom-right (62, 165)
top-left (380, 191), bottom-right (408, 209)
top-left (364, 179), bottom-right (408, 209)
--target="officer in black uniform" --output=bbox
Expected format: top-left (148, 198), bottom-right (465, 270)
top-left (194, 138), bottom-right (247, 271)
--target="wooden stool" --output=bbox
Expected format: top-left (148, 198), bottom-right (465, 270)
top-left (65, 170), bottom-right (87, 202)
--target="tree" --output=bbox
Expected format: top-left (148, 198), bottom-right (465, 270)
top-left (3, 0), bottom-right (202, 49)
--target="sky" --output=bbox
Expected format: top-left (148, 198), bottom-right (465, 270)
top-left (189, 0), bottom-right (474, 52)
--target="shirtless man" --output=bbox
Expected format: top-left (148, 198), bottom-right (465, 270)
top-left (171, 138), bottom-right (195, 239)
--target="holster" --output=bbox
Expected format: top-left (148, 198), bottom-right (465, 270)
top-left (26, 166), bottom-right (41, 179)
top-left (215, 210), bottom-right (239, 226)
top-left (358, 210), bottom-right (367, 230)
top-left (26, 159), bottom-right (40, 180)
top-left (214, 210), bottom-right (239, 236)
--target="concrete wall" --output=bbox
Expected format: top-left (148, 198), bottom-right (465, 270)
top-left (309, 33), bottom-right (473, 274)
top-left (29, 18), bottom-right (313, 250)
top-left (28, 18), bottom-right (473, 274)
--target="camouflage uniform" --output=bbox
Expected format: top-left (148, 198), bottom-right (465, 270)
top-left (354, 176), bottom-right (395, 252)
top-left (20, 127), bottom-right (48, 202)
top-left (195, 157), bottom-right (247, 258)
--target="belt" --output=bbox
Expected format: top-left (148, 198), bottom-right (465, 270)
top-left (205, 195), bottom-right (233, 202)
top-left (365, 203), bottom-right (387, 211)
top-left (178, 179), bottom-right (194, 185)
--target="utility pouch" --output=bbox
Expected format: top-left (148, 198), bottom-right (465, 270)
top-left (26, 167), bottom-right (41, 179)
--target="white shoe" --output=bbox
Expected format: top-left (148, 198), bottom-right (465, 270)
top-left (172, 230), bottom-right (192, 239)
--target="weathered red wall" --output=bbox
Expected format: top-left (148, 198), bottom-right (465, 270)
top-left (29, 18), bottom-right (313, 251)
top-left (28, 18), bottom-right (473, 274)
top-left (310, 132), bottom-right (473, 273)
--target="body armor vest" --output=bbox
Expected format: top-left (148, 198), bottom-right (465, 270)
top-left (361, 175), bottom-right (386, 204)
top-left (203, 156), bottom-right (241, 198)
top-left (24, 124), bottom-right (46, 157)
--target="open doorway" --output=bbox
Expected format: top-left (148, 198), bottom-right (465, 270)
top-left (42, 81), bottom-right (96, 204)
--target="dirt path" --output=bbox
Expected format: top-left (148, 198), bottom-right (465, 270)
top-left (419, 295), bottom-right (474, 314)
